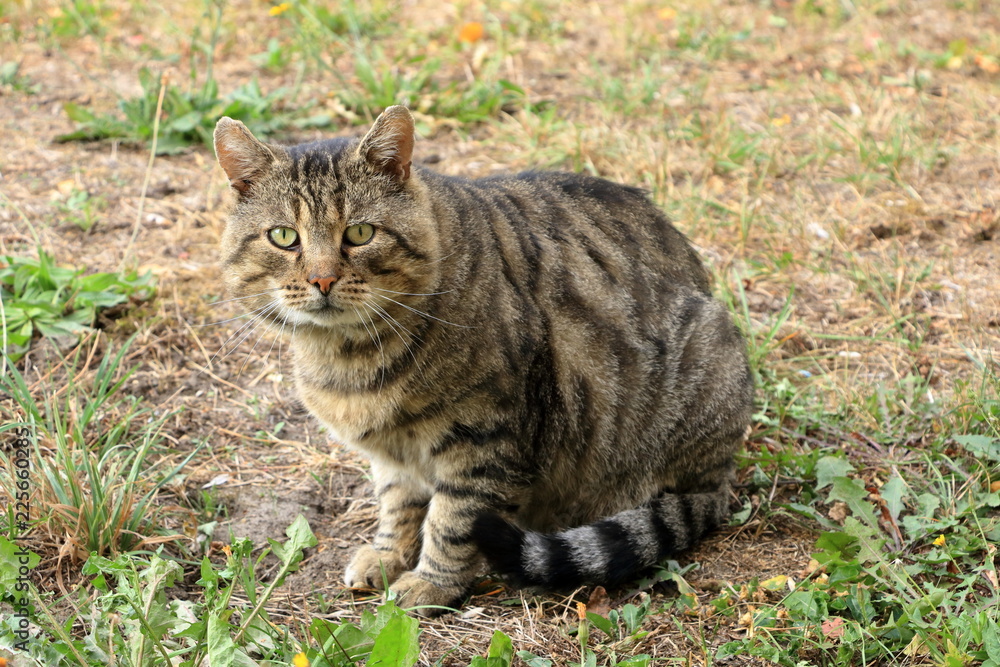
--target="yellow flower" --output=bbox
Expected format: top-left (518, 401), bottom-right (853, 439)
top-left (269, 2), bottom-right (291, 16)
top-left (657, 7), bottom-right (677, 21)
top-left (458, 22), bottom-right (485, 43)
top-left (292, 653), bottom-right (310, 667)
top-left (933, 534), bottom-right (946, 547)
top-left (771, 114), bottom-right (792, 127)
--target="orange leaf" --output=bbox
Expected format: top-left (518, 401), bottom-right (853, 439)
top-left (586, 586), bottom-right (612, 617)
top-left (459, 22), bottom-right (485, 43)
top-left (822, 616), bottom-right (846, 638)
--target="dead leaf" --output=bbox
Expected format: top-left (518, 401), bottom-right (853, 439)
top-left (822, 616), bottom-right (846, 639)
top-left (56, 178), bottom-right (76, 195)
top-left (586, 585), bottom-right (612, 617)
top-left (828, 501), bottom-right (849, 523)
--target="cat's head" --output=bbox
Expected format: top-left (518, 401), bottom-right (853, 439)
top-left (213, 106), bottom-right (439, 332)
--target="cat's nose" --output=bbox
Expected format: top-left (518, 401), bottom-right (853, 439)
top-left (308, 274), bottom-right (339, 295)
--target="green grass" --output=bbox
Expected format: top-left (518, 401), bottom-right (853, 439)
top-left (0, 60), bottom-right (37, 94)
top-left (0, 337), bottom-right (194, 558)
top-left (0, 516), bottom-right (428, 666)
top-left (0, 249), bottom-right (153, 362)
top-left (56, 0), bottom-right (536, 154)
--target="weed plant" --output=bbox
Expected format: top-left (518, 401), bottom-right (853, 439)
top-left (0, 517), bottom-right (428, 666)
top-left (0, 337), bottom-right (195, 558)
top-left (0, 249), bottom-right (153, 362)
top-left (58, 0), bottom-right (330, 154)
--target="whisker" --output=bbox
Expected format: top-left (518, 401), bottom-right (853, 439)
top-left (208, 301), bottom-right (277, 363)
top-left (370, 293), bottom-right (473, 329)
top-left (217, 301), bottom-right (281, 364)
top-left (353, 304), bottom-right (386, 393)
top-left (262, 313), bottom-right (288, 370)
top-left (426, 249), bottom-right (458, 265)
top-left (237, 307), bottom-right (285, 377)
top-left (372, 287), bottom-right (455, 297)
top-left (366, 300), bottom-right (421, 375)
top-left (193, 301), bottom-right (273, 328)
top-left (207, 287), bottom-right (284, 307)
top-left (368, 300), bottom-right (416, 339)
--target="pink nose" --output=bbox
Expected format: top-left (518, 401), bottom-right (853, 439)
top-left (309, 274), bottom-right (338, 294)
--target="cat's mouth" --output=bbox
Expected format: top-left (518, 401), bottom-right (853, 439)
top-left (302, 300), bottom-right (346, 318)
top-left (284, 296), bottom-right (355, 328)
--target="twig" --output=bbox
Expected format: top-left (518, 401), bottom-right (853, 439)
top-left (120, 73), bottom-right (167, 270)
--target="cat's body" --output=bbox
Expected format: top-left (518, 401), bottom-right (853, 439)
top-left (214, 107), bottom-right (754, 613)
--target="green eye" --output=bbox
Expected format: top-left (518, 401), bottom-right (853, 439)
top-left (344, 223), bottom-right (375, 246)
top-left (268, 227), bottom-right (299, 249)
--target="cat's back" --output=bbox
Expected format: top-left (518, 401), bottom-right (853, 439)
top-left (420, 167), bottom-right (712, 302)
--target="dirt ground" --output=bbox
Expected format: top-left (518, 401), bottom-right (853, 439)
top-left (2, 0), bottom-right (999, 664)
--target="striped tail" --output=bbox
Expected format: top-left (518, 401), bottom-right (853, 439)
top-left (471, 489), bottom-right (731, 589)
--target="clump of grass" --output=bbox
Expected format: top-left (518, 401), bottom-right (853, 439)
top-left (0, 60), bottom-right (37, 94)
top-left (343, 47), bottom-right (532, 124)
top-left (716, 359), bottom-right (1000, 665)
top-left (59, 68), bottom-right (330, 155)
top-left (54, 186), bottom-right (105, 232)
top-left (0, 516), bottom-right (428, 666)
top-left (271, 1), bottom-right (538, 125)
top-left (0, 248), bottom-right (153, 362)
top-left (57, 0), bottom-right (330, 154)
top-left (0, 336), bottom-right (195, 559)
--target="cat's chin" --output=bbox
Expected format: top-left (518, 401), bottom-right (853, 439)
top-left (287, 304), bottom-right (365, 330)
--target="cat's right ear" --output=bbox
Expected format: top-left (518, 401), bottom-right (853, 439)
top-left (214, 117), bottom-right (275, 195)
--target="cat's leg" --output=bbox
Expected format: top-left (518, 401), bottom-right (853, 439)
top-left (344, 460), bottom-right (430, 589)
top-left (389, 445), bottom-right (523, 614)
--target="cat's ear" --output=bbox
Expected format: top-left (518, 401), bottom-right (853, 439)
top-left (214, 117), bottom-right (275, 195)
top-left (358, 105), bottom-right (414, 183)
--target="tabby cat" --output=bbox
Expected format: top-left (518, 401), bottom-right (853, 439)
top-left (214, 106), bottom-right (754, 614)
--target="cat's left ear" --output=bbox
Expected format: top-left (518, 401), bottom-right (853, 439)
top-left (214, 117), bottom-right (275, 195)
top-left (358, 105), bottom-right (414, 183)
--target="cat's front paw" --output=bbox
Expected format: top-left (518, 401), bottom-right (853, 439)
top-left (344, 546), bottom-right (409, 589)
top-left (389, 571), bottom-right (466, 616)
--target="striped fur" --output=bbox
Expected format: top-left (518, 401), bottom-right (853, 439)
top-left (214, 107), bottom-right (754, 614)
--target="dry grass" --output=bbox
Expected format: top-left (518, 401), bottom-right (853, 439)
top-left (1, 0), bottom-right (999, 664)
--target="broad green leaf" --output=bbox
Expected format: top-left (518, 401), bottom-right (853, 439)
top-left (843, 517), bottom-right (885, 564)
top-left (168, 110), bottom-right (203, 133)
top-left (954, 435), bottom-right (1000, 461)
top-left (330, 621), bottom-right (371, 660)
top-left (284, 515), bottom-right (319, 555)
top-left (82, 553), bottom-right (130, 577)
top-left (881, 474), bottom-right (907, 523)
top-left (0, 536), bottom-right (40, 593)
top-left (63, 101), bottom-right (99, 123)
top-left (828, 477), bottom-right (879, 529)
top-left (139, 557), bottom-right (184, 641)
top-left (815, 456), bottom-right (854, 490)
top-left (617, 656), bottom-right (651, 666)
top-left (367, 613), bottom-right (419, 667)
top-left (983, 622), bottom-right (1000, 664)
top-left (485, 630), bottom-right (513, 665)
top-left (207, 614), bottom-right (259, 667)
top-left (586, 612), bottom-right (615, 638)
top-left (784, 589), bottom-right (827, 622)
top-left (516, 651), bottom-right (552, 667)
